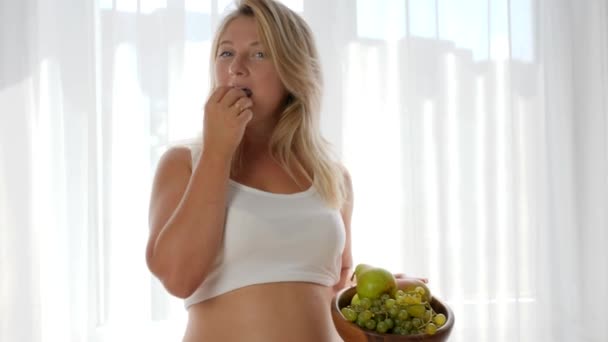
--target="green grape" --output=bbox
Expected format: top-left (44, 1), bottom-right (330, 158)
top-left (384, 318), bottom-right (394, 329)
top-left (424, 309), bottom-right (432, 322)
top-left (360, 298), bottom-right (372, 310)
top-left (346, 280), bottom-right (449, 337)
top-left (374, 312), bottom-right (387, 322)
top-left (384, 298), bottom-right (396, 309)
top-left (406, 304), bottom-right (426, 318)
top-left (376, 321), bottom-right (388, 333)
top-left (404, 294), bottom-right (418, 305)
top-left (356, 316), bottom-right (367, 327)
top-left (359, 310), bottom-right (373, 322)
top-left (425, 323), bottom-right (438, 335)
top-left (402, 320), bottom-right (413, 333)
top-left (340, 307), bottom-right (357, 322)
top-left (434, 313), bottom-right (446, 326)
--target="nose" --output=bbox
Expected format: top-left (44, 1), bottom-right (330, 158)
top-left (228, 55), bottom-right (248, 77)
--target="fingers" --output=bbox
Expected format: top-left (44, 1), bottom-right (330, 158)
top-left (237, 109), bottom-right (254, 125)
top-left (395, 273), bottom-right (429, 283)
top-left (202, 87), bottom-right (252, 156)
top-left (206, 86), bottom-right (253, 121)
top-left (208, 86), bottom-right (248, 105)
top-left (231, 96), bottom-right (253, 115)
top-left (208, 86), bottom-right (232, 103)
top-left (219, 87), bottom-right (249, 107)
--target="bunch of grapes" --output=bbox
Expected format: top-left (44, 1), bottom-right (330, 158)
top-left (340, 286), bottom-right (447, 336)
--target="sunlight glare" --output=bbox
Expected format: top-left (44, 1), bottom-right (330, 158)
top-left (115, 0), bottom-right (137, 13)
top-left (185, 0), bottom-right (211, 13)
top-left (109, 43), bottom-right (152, 324)
top-left (422, 100), bottom-right (440, 284)
top-left (475, 75), bottom-right (489, 341)
top-left (140, 0), bottom-right (167, 15)
top-left (279, 0), bottom-right (304, 12)
top-left (495, 57), bottom-right (509, 342)
top-left (36, 58), bottom-right (70, 342)
top-left (445, 52), bottom-right (464, 339)
top-left (343, 42), bottom-right (403, 273)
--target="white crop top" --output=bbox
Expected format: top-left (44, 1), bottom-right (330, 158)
top-left (184, 146), bottom-right (346, 308)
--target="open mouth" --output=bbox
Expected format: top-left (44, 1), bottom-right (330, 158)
top-left (241, 87), bottom-right (253, 97)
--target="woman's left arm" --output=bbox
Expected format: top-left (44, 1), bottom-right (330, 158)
top-left (333, 169), bottom-right (354, 294)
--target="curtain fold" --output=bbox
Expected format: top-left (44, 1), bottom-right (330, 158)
top-left (538, 0), bottom-right (579, 340)
top-left (1, 1), bottom-right (606, 341)
top-left (1, 0), bottom-right (98, 340)
top-left (568, 0), bottom-right (608, 340)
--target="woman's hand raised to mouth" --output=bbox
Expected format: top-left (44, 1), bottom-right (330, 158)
top-left (203, 86), bottom-right (254, 159)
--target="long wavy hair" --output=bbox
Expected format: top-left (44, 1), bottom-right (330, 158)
top-left (208, 0), bottom-right (347, 208)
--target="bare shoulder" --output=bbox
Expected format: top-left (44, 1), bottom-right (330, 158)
top-left (156, 145), bottom-right (194, 173)
top-left (148, 145), bottom-right (194, 226)
top-left (146, 145), bottom-right (194, 274)
top-left (342, 166), bottom-right (352, 186)
top-left (337, 164), bottom-right (353, 212)
top-left (340, 164), bottom-right (353, 197)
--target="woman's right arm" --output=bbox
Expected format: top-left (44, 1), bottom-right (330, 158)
top-left (146, 86), bottom-right (254, 298)
top-left (146, 146), bottom-right (232, 299)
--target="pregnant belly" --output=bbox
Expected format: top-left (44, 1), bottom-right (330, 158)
top-left (183, 282), bottom-right (343, 342)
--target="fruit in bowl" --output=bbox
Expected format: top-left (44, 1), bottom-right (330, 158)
top-left (331, 264), bottom-right (454, 341)
top-left (352, 264), bottom-right (398, 300)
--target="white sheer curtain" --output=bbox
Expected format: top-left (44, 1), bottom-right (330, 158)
top-left (1, 0), bottom-right (606, 341)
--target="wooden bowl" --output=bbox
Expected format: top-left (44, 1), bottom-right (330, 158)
top-left (331, 286), bottom-right (455, 342)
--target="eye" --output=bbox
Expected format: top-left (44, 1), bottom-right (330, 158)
top-left (253, 51), bottom-right (266, 59)
top-left (218, 50), bottom-right (233, 58)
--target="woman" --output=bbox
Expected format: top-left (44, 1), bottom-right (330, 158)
top-left (145, 0), bottom-right (353, 340)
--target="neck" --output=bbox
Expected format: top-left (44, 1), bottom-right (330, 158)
top-left (242, 116), bottom-right (278, 153)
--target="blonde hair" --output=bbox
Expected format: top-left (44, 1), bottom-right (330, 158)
top-left (208, 0), bottom-right (347, 208)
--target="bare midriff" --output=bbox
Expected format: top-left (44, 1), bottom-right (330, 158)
top-left (183, 282), bottom-right (343, 342)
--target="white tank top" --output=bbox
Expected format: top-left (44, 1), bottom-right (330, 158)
top-left (184, 145), bottom-right (346, 308)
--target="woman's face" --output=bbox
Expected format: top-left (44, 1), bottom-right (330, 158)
top-left (214, 16), bottom-right (288, 124)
